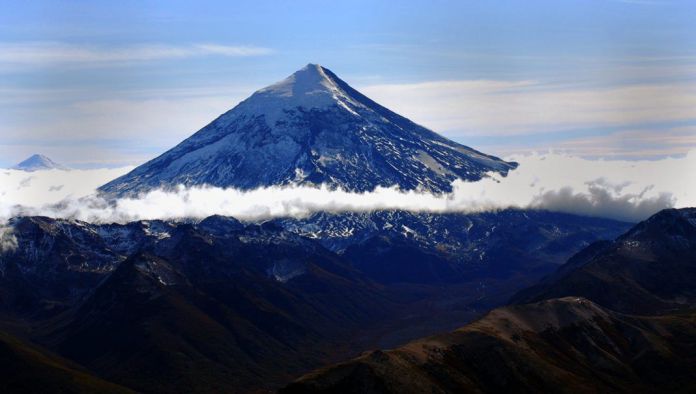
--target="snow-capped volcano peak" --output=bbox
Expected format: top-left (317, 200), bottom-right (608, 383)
top-left (100, 64), bottom-right (517, 197)
top-left (257, 63), bottom-right (340, 100)
top-left (233, 63), bottom-right (360, 125)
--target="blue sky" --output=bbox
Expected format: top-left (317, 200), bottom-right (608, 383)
top-left (1, 0), bottom-right (695, 167)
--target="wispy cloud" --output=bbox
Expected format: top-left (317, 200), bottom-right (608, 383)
top-left (477, 125), bottom-right (696, 160)
top-left (545, 126), bottom-right (696, 158)
top-left (359, 80), bottom-right (696, 138)
top-left (0, 42), bottom-right (273, 67)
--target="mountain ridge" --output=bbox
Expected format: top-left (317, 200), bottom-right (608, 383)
top-left (282, 297), bottom-right (696, 394)
top-left (510, 207), bottom-right (696, 314)
top-left (0, 210), bottom-right (628, 392)
top-left (281, 207), bottom-right (696, 393)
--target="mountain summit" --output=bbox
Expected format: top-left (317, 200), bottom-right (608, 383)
top-left (12, 154), bottom-right (67, 171)
top-left (100, 64), bottom-right (516, 196)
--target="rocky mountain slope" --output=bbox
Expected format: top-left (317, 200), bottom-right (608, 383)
top-left (0, 211), bottom-right (627, 392)
top-left (282, 208), bottom-right (696, 393)
top-left (283, 298), bottom-right (696, 394)
top-left (274, 210), bottom-right (629, 285)
top-left (512, 208), bottom-right (696, 314)
top-left (2, 215), bottom-right (394, 392)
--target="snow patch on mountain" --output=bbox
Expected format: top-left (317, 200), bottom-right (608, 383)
top-left (267, 259), bottom-right (306, 283)
top-left (0, 226), bottom-right (18, 252)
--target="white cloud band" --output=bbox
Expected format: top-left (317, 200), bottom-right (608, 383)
top-left (2, 152), bottom-right (694, 223)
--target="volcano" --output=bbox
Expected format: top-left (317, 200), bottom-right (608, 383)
top-left (12, 154), bottom-right (67, 171)
top-left (99, 64), bottom-right (516, 196)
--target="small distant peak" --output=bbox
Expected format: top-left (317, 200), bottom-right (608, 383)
top-left (12, 154), bottom-right (68, 171)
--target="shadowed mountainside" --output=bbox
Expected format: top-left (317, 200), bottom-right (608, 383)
top-left (0, 329), bottom-right (132, 393)
top-left (0, 211), bottom-right (629, 392)
top-left (282, 208), bottom-right (696, 393)
top-left (511, 208), bottom-right (696, 314)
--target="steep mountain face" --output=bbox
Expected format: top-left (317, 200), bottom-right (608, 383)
top-left (11, 154), bottom-right (67, 171)
top-left (511, 208), bottom-right (696, 314)
top-left (99, 64), bottom-right (516, 196)
top-left (0, 216), bottom-right (170, 317)
top-left (3, 216), bottom-right (394, 392)
top-left (283, 208), bottom-right (696, 393)
top-left (0, 212), bottom-right (628, 392)
top-left (51, 250), bottom-right (388, 393)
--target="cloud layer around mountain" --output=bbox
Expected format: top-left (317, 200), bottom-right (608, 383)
top-left (1, 152), bottom-right (694, 224)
